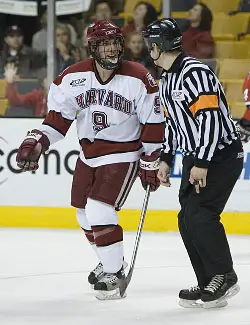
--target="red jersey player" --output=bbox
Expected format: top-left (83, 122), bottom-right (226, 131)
top-left (16, 20), bottom-right (165, 300)
top-left (237, 72), bottom-right (250, 143)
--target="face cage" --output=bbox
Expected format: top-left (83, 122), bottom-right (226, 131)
top-left (89, 36), bottom-right (124, 70)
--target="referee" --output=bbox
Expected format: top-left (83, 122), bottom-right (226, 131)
top-left (143, 18), bottom-right (244, 309)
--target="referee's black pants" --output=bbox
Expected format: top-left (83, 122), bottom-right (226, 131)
top-left (178, 139), bottom-right (244, 288)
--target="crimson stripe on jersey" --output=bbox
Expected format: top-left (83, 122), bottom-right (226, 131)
top-left (53, 58), bottom-right (94, 86)
top-left (42, 111), bottom-right (73, 136)
top-left (81, 138), bottom-right (142, 159)
top-left (141, 122), bottom-right (165, 143)
top-left (53, 59), bottom-right (158, 94)
top-left (118, 60), bottom-right (158, 94)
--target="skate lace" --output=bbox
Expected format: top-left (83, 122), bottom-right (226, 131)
top-left (190, 285), bottom-right (200, 292)
top-left (101, 273), bottom-right (118, 284)
top-left (93, 262), bottom-right (103, 275)
top-left (204, 275), bottom-right (224, 293)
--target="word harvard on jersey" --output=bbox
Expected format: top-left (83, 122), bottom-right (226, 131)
top-left (75, 89), bottom-right (132, 115)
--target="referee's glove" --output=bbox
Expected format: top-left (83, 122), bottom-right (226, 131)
top-left (139, 152), bottom-right (160, 192)
top-left (236, 118), bottom-right (250, 143)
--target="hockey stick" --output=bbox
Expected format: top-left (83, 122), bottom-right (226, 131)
top-left (119, 183), bottom-right (151, 297)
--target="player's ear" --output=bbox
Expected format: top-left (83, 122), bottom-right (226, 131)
top-left (152, 43), bottom-right (160, 53)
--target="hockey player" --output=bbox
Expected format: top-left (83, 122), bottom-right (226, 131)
top-left (236, 72), bottom-right (250, 143)
top-left (143, 18), bottom-right (243, 308)
top-left (16, 20), bottom-right (165, 300)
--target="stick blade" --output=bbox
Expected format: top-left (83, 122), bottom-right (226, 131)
top-left (119, 270), bottom-right (132, 297)
top-left (119, 279), bottom-right (128, 298)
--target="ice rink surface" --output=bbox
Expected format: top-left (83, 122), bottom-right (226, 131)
top-left (1, 228), bottom-right (250, 325)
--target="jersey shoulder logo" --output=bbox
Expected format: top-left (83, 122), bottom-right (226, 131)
top-left (146, 72), bottom-right (157, 87)
top-left (171, 90), bottom-right (185, 101)
top-left (70, 78), bottom-right (86, 87)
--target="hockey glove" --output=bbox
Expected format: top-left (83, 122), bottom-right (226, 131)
top-left (16, 129), bottom-right (49, 171)
top-left (139, 152), bottom-right (160, 192)
top-left (236, 119), bottom-right (250, 143)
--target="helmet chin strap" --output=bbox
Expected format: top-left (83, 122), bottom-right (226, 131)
top-left (148, 42), bottom-right (162, 65)
top-left (153, 50), bottom-right (162, 61)
top-left (152, 49), bottom-right (162, 68)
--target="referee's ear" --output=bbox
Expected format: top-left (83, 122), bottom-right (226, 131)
top-left (149, 43), bottom-right (161, 63)
top-left (152, 43), bottom-right (160, 52)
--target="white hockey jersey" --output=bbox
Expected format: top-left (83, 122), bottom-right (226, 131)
top-left (40, 58), bottom-right (165, 167)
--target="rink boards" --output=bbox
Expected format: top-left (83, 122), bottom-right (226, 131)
top-left (0, 118), bottom-right (250, 233)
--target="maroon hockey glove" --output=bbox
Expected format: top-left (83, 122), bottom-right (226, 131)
top-left (139, 152), bottom-right (160, 192)
top-left (236, 119), bottom-right (250, 143)
top-left (16, 129), bottom-right (49, 171)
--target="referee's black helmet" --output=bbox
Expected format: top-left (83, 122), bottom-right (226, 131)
top-left (142, 18), bottom-right (182, 52)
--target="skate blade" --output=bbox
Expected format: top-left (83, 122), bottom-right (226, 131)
top-left (203, 300), bottom-right (228, 309)
top-left (224, 284), bottom-right (240, 300)
top-left (95, 288), bottom-right (127, 300)
top-left (203, 284), bottom-right (240, 309)
top-left (179, 299), bottom-right (203, 308)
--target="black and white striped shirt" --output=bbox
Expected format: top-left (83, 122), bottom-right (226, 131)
top-left (159, 53), bottom-right (239, 168)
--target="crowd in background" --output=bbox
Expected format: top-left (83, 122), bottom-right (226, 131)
top-left (0, 0), bottom-right (237, 117)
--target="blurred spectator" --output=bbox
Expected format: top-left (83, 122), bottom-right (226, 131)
top-left (55, 23), bottom-right (81, 74)
top-left (182, 3), bottom-right (214, 59)
top-left (75, 25), bottom-right (91, 60)
top-left (241, 71), bottom-right (250, 126)
top-left (32, 9), bottom-right (77, 51)
top-left (0, 25), bottom-right (46, 77)
top-left (4, 63), bottom-right (48, 116)
top-left (123, 2), bottom-right (158, 38)
top-left (66, 13), bottom-right (85, 43)
top-left (235, 72), bottom-right (250, 143)
top-left (123, 31), bottom-right (157, 78)
top-left (92, 0), bottom-right (113, 20)
top-left (31, 9), bottom-right (47, 51)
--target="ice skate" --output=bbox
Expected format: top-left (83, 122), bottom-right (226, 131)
top-left (202, 269), bottom-right (240, 309)
top-left (88, 262), bottom-right (104, 287)
top-left (94, 268), bottom-right (126, 300)
top-left (88, 260), bottom-right (128, 288)
top-left (179, 285), bottom-right (227, 308)
top-left (179, 285), bottom-right (204, 308)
